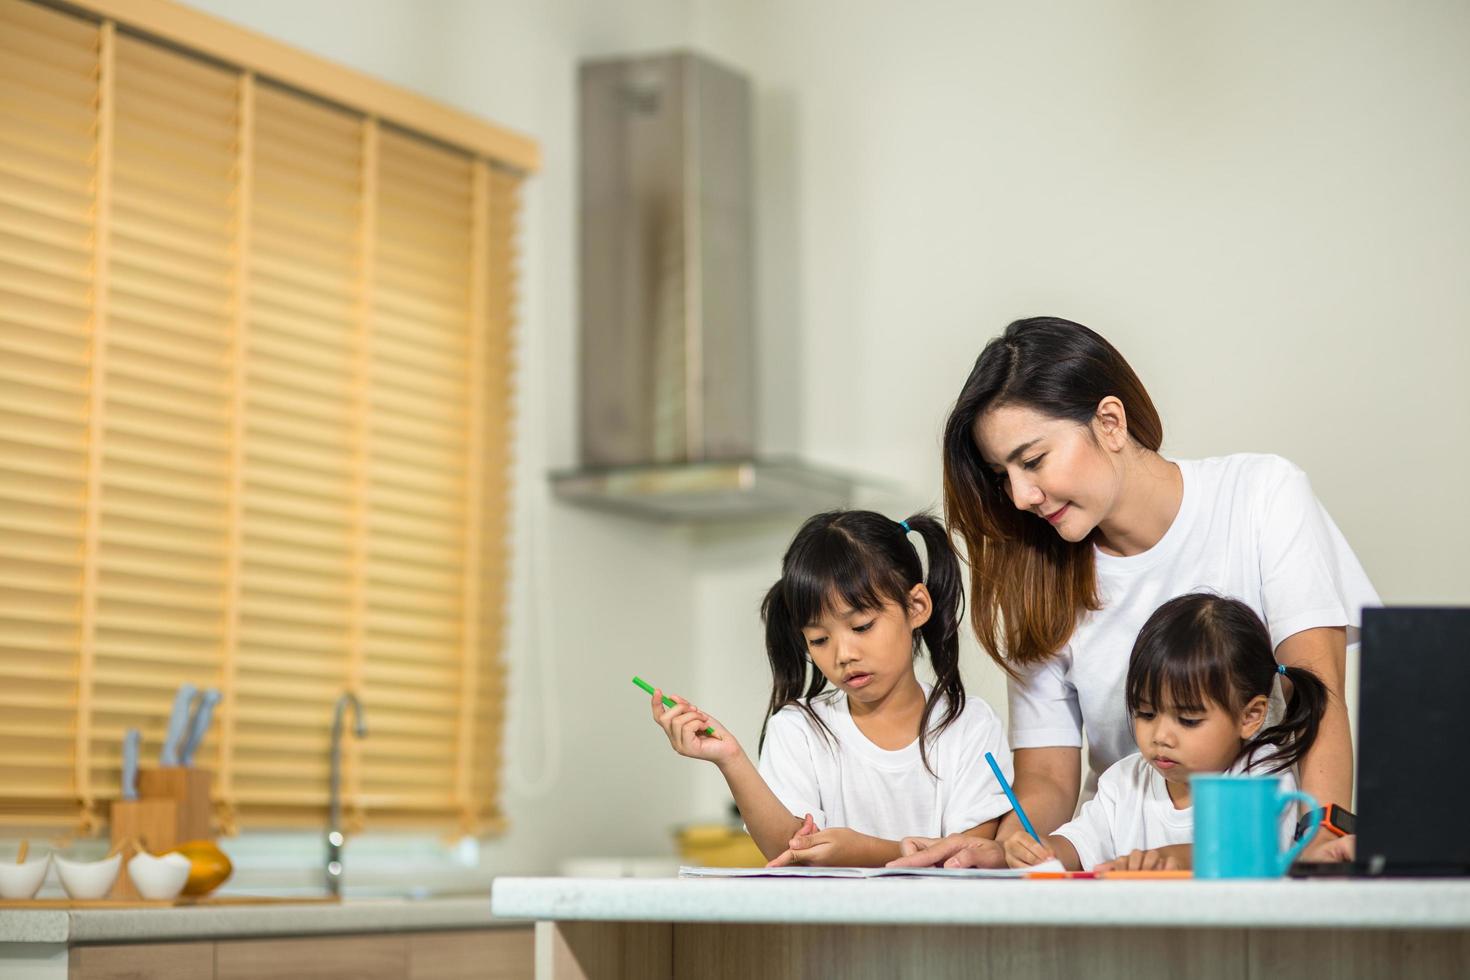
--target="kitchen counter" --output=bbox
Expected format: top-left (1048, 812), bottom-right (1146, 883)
top-left (0, 895), bottom-right (507, 944)
top-left (491, 874), bottom-right (1470, 928)
top-left (1, 896), bottom-right (533, 980)
top-left (493, 875), bottom-right (1470, 979)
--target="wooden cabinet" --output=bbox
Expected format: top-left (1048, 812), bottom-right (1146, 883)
top-left (69, 942), bottom-right (215, 980)
top-left (409, 930), bottom-right (535, 980)
top-left (216, 935), bottom-right (407, 980)
top-left (67, 928), bottom-right (533, 980)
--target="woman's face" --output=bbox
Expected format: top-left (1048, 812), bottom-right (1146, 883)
top-left (973, 403), bottom-right (1123, 543)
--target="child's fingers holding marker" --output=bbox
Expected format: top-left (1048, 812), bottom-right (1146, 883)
top-left (1003, 832), bottom-right (1053, 869)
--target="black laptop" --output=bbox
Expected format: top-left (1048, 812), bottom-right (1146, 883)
top-left (1295, 607), bottom-right (1470, 877)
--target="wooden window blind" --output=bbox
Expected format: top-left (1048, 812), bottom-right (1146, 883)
top-left (0, 0), bottom-right (532, 837)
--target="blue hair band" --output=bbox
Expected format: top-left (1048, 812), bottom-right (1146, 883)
top-left (1277, 664), bottom-right (1288, 676)
top-left (899, 519), bottom-right (911, 533)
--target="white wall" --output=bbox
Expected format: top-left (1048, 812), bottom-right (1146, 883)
top-left (179, 0), bottom-right (708, 874)
top-left (681, 0), bottom-right (1470, 815)
top-left (173, 1), bottom-right (1470, 852)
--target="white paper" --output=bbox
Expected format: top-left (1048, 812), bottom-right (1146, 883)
top-left (677, 857), bottom-right (1068, 879)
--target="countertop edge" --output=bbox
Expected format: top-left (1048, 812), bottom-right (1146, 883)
top-left (2, 897), bottom-right (515, 944)
top-left (489, 877), bottom-right (1470, 931)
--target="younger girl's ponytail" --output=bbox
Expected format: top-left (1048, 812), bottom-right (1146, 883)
top-left (1246, 664), bottom-right (1329, 775)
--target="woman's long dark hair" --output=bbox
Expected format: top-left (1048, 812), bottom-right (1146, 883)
top-left (1124, 593), bottom-right (1329, 773)
top-left (942, 317), bottom-right (1163, 676)
top-left (758, 510), bottom-right (965, 776)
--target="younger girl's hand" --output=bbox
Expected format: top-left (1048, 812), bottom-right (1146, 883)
top-left (1002, 831), bottom-right (1056, 869)
top-left (1094, 847), bottom-right (1181, 873)
top-left (650, 689), bottom-right (737, 764)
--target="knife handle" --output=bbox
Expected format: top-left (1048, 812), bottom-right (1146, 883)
top-left (179, 689), bottom-right (220, 767)
top-left (160, 683), bottom-right (197, 766)
top-left (122, 728), bottom-right (140, 800)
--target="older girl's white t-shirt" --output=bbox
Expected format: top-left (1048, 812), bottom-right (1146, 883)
top-left (1053, 752), bottom-right (1298, 870)
top-left (757, 685), bottom-right (1014, 841)
top-left (1006, 454), bottom-right (1379, 796)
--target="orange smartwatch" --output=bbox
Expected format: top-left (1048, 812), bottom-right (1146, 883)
top-left (1294, 803), bottom-right (1356, 842)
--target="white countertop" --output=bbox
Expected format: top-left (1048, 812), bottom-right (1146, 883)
top-left (0, 896), bottom-right (510, 944)
top-left (491, 876), bottom-right (1470, 930)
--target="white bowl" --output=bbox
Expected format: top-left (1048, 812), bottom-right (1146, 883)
top-left (0, 855), bottom-right (51, 899)
top-left (54, 854), bottom-right (122, 900)
top-left (126, 851), bottom-right (191, 901)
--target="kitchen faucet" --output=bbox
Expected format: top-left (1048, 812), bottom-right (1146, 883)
top-left (326, 691), bottom-right (367, 896)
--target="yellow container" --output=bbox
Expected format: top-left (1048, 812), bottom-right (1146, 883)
top-left (675, 824), bottom-right (766, 868)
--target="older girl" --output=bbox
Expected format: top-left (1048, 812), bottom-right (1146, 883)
top-left (651, 510), bottom-right (1013, 866)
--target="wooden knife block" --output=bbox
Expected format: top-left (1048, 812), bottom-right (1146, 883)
top-left (109, 767), bottom-right (213, 899)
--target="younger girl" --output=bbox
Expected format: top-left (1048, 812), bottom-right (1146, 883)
top-left (651, 510), bottom-right (1014, 867)
top-left (1003, 592), bottom-right (1329, 871)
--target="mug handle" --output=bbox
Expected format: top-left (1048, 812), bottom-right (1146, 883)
top-left (1276, 790), bottom-right (1320, 874)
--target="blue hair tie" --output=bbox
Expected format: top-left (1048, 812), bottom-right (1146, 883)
top-left (899, 519), bottom-right (911, 533)
top-left (1277, 664), bottom-right (1288, 676)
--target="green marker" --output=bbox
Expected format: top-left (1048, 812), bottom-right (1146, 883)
top-left (633, 676), bottom-right (716, 737)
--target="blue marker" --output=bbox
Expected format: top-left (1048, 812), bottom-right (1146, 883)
top-left (985, 751), bottom-right (1041, 844)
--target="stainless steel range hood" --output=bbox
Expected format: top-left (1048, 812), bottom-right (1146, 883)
top-left (552, 51), bottom-right (877, 521)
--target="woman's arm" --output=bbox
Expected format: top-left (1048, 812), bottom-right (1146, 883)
top-left (994, 747), bottom-right (1083, 841)
top-left (1276, 626), bottom-right (1353, 858)
top-left (886, 747), bottom-right (1081, 867)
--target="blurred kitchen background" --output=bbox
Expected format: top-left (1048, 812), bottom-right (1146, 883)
top-left (3, 0), bottom-right (1468, 892)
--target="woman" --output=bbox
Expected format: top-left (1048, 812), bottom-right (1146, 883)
top-left (897, 317), bottom-right (1375, 868)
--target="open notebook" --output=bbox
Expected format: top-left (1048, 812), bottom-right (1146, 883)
top-left (679, 858), bottom-right (1067, 879)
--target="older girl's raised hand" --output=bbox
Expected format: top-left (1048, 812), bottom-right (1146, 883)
top-left (650, 689), bottom-right (738, 764)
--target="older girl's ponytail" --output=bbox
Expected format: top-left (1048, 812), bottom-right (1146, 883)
top-left (902, 513), bottom-right (967, 766)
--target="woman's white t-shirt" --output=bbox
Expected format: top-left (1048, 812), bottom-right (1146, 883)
top-left (757, 685), bottom-right (1015, 841)
top-left (1007, 454), bottom-right (1379, 796)
top-left (1053, 752), bottom-right (1299, 870)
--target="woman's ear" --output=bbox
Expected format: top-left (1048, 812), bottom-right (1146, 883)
top-left (906, 584), bottom-right (933, 631)
top-left (1092, 395), bottom-right (1130, 452)
top-left (1238, 694), bottom-right (1270, 740)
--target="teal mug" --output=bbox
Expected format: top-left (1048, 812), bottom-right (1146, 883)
top-left (1192, 774), bottom-right (1319, 878)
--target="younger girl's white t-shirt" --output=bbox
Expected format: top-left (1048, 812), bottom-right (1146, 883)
top-left (757, 684), bottom-right (1015, 841)
top-left (1006, 454), bottom-right (1379, 796)
top-left (1053, 752), bottom-right (1298, 870)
